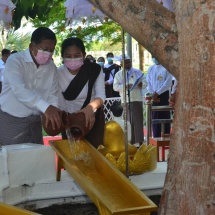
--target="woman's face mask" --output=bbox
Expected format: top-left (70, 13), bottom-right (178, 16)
top-left (97, 62), bottom-right (104, 67)
top-left (64, 57), bottom-right (84, 71)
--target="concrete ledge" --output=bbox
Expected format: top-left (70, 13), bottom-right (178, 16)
top-left (0, 143), bottom-right (167, 210)
top-left (5, 144), bottom-right (56, 187)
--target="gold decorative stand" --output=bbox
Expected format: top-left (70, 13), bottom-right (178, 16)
top-left (50, 139), bottom-right (157, 215)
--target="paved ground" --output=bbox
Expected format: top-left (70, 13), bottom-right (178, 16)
top-left (34, 196), bottom-right (160, 215)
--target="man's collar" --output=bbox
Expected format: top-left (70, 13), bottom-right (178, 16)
top-left (23, 48), bottom-right (34, 63)
top-left (0, 58), bottom-right (4, 66)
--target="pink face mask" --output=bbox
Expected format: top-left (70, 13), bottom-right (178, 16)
top-left (34, 49), bottom-right (53, 65)
top-left (64, 57), bottom-right (83, 71)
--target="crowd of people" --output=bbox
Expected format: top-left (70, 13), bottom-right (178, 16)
top-left (0, 26), bottom-right (177, 148)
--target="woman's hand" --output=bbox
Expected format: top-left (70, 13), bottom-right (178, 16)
top-left (76, 105), bottom-right (95, 129)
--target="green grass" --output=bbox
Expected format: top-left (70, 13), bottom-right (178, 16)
top-left (42, 127), bottom-right (49, 136)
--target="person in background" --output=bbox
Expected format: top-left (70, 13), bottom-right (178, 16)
top-left (97, 56), bottom-right (105, 69)
top-left (97, 56), bottom-right (112, 120)
top-left (57, 37), bottom-right (106, 148)
top-left (104, 52), bottom-right (121, 97)
top-left (146, 57), bottom-right (173, 137)
top-left (85, 54), bottom-right (96, 63)
top-left (113, 55), bottom-right (147, 147)
top-left (11, 50), bottom-right (18, 54)
top-left (98, 56), bottom-right (114, 98)
top-left (97, 57), bottom-right (106, 82)
top-left (0, 27), bottom-right (61, 145)
top-left (0, 49), bottom-right (11, 93)
top-left (169, 77), bottom-right (177, 107)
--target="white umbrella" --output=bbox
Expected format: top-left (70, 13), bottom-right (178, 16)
top-left (64, 0), bottom-right (106, 27)
top-left (0, 0), bottom-right (16, 30)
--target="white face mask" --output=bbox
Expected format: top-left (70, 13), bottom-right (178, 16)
top-left (64, 57), bottom-right (84, 71)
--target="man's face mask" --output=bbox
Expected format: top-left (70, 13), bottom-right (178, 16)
top-left (107, 57), bottom-right (113, 64)
top-left (33, 43), bottom-right (53, 65)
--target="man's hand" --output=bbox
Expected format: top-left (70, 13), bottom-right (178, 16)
top-left (44, 105), bottom-right (62, 130)
top-left (126, 84), bottom-right (133, 90)
top-left (137, 82), bottom-right (142, 87)
top-left (152, 92), bottom-right (160, 103)
top-left (169, 93), bottom-right (176, 107)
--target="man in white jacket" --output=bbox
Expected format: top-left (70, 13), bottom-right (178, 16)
top-left (113, 55), bottom-right (147, 147)
top-left (146, 57), bottom-right (173, 137)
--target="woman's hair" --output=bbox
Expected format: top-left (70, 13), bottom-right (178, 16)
top-left (61, 37), bottom-right (86, 57)
top-left (97, 57), bottom-right (105, 62)
top-left (31, 27), bottom-right (56, 44)
top-left (86, 54), bottom-right (94, 59)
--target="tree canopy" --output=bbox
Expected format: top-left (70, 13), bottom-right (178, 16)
top-left (11, 0), bottom-right (122, 50)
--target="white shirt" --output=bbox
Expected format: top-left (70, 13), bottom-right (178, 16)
top-left (0, 49), bottom-right (59, 117)
top-left (0, 58), bottom-right (5, 82)
top-left (113, 67), bottom-right (147, 103)
top-left (146, 64), bottom-right (172, 95)
top-left (57, 64), bottom-right (106, 113)
top-left (105, 72), bottom-right (114, 85)
top-left (171, 78), bottom-right (178, 94)
top-left (104, 63), bottom-right (113, 69)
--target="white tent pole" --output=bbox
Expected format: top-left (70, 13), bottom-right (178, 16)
top-left (121, 28), bottom-right (129, 178)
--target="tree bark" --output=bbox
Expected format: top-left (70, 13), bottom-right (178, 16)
top-left (89, 0), bottom-right (215, 214)
top-left (159, 1), bottom-right (215, 214)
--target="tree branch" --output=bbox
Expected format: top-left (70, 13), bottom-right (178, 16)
top-left (89, 0), bottom-right (179, 78)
